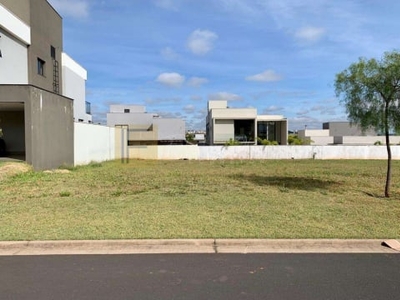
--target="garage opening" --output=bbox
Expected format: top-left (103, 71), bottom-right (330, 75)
top-left (0, 102), bottom-right (25, 160)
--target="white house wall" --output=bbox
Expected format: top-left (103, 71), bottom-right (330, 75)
top-left (153, 118), bottom-right (185, 140)
top-left (0, 4), bottom-right (31, 45)
top-left (107, 113), bottom-right (154, 127)
top-left (61, 53), bottom-right (91, 123)
top-left (214, 119), bottom-right (234, 142)
top-left (0, 28), bottom-right (28, 84)
top-left (211, 108), bottom-right (257, 119)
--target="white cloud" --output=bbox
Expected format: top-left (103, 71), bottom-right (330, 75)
top-left (183, 105), bottom-right (196, 114)
top-left (262, 106), bottom-right (284, 113)
top-left (187, 29), bottom-right (218, 55)
top-left (295, 26), bottom-right (326, 43)
top-left (161, 47), bottom-right (179, 60)
top-left (246, 70), bottom-right (282, 82)
top-left (156, 72), bottom-right (185, 88)
top-left (187, 77), bottom-right (209, 87)
top-left (218, 0), bottom-right (261, 15)
top-left (145, 97), bottom-right (181, 105)
top-left (190, 95), bottom-right (203, 101)
top-left (297, 109), bottom-right (310, 116)
top-left (208, 92), bottom-right (242, 101)
top-left (48, 0), bottom-right (89, 18)
top-left (154, 0), bottom-right (179, 11)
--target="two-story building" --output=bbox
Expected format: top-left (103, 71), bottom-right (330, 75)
top-left (0, 0), bottom-right (90, 169)
top-left (107, 105), bottom-right (186, 145)
top-left (206, 100), bottom-right (288, 145)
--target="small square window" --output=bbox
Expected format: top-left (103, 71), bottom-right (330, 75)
top-left (37, 58), bottom-right (45, 76)
top-left (124, 109), bottom-right (130, 113)
top-left (51, 46), bottom-right (56, 59)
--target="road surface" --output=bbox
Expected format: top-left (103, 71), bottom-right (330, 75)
top-left (1, 253), bottom-right (399, 299)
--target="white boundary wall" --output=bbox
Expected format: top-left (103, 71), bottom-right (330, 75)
top-left (129, 145), bottom-right (400, 160)
top-left (74, 123), bottom-right (117, 165)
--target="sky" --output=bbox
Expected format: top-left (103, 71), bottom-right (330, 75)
top-left (48, 0), bottom-right (400, 131)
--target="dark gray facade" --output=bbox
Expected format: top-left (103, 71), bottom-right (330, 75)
top-left (0, 0), bottom-right (73, 170)
top-left (0, 85), bottom-right (74, 170)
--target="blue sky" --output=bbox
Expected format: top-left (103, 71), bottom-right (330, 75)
top-left (48, 0), bottom-right (400, 131)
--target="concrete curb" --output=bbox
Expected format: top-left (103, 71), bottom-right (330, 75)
top-left (0, 239), bottom-right (398, 256)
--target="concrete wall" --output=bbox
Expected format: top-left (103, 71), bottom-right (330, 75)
top-left (25, 86), bottom-right (74, 170)
top-left (127, 145), bottom-right (400, 160)
top-left (308, 136), bottom-right (334, 145)
top-left (28, 0), bottom-right (63, 93)
top-left (214, 119), bottom-right (234, 143)
top-left (153, 118), bottom-right (185, 140)
top-left (323, 122), bottom-right (377, 136)
top-left (334, 136), bottom-right (400, 145)
top-left (74, 122), bottom-right (117, 165)
top-left (298, 129), bottom-right (329, 139)
top-left (210, 108), bottom-right (257, 119)
top-left (107, 108), bottom-right (185, 142)
top-left (0, 85), bottom-right (74, 170)
top-left (107, 112), bottom-right (154, 127)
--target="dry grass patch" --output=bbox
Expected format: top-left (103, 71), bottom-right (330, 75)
top-left (0, 162), bottom-right (31, 181)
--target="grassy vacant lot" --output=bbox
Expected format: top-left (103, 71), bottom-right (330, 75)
top-left (0, 159), bottom-right (399, 241)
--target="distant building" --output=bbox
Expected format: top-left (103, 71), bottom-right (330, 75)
top-left (297, 122), bottom-right (400, 145)
top-left (0, 0), bottom-right (90, 169)
top-left (107, 105), bottom-right (186, 145)
top-left (206, 100), bottom-right (288, 145)
top-left (322, 122), bottom-right (376, 136)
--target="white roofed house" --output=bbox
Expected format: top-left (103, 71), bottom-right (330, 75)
top-left (206, 100), bottom-right (288, 145)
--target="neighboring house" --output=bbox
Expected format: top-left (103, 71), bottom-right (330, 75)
top-left (297, 122), bottom-right (400, 145)
top-left (62, 53), bottom-right (92, 123)
top-left (0, 0), bottom-right (89, 169)
top-left (206, 100), bottom-right (288, 145)
top-left (106, 105), bottom-right (186, 145)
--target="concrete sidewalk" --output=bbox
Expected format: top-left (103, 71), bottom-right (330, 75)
top-left (0, 239), bottom-right (399, 256)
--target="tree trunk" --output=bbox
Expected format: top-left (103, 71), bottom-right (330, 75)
top-left (384, 101), bottom-right (391, 198)
top-left (385, 132), bottom-right (391, 198)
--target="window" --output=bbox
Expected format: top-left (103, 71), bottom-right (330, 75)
top-left (37, 58), bottom-right (45, 76)
top-left (85, 101), bottom-right (91, 115)
top-left (257, 121), bottom-right (276, 141)
top-left (50, 46), bottom-right (56, 59)
top-left (124, 109), bottom-right (130, 113)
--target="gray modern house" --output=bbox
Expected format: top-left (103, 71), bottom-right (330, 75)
top-left (107, 105), bottom-right (186, 145)
top-left (0, 0), bottom-right (90, 170)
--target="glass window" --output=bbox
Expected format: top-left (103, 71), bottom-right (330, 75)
top-left (85, 101), bottom-right (91, 115)
top-left (37, 58), bottom-right (45, 76)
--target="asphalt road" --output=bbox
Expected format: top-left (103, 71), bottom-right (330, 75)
top-left (1, 254), bottom-right (399, 300)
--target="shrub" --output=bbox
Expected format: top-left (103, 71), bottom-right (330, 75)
top-left (224, 138), bottom-right (240, 146)
top-left (257, 137), bottom-right (278, 145)
top-left (288, 134), bottom-right (312, 145)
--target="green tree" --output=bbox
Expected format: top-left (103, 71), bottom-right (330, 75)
top-left (335, 50), bottom-right (400, 197)
top-left (186, 133), bottom-right (195, 143)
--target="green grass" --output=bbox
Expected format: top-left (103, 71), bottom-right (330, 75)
top-left (0, 159), bottom-right (399, 241)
